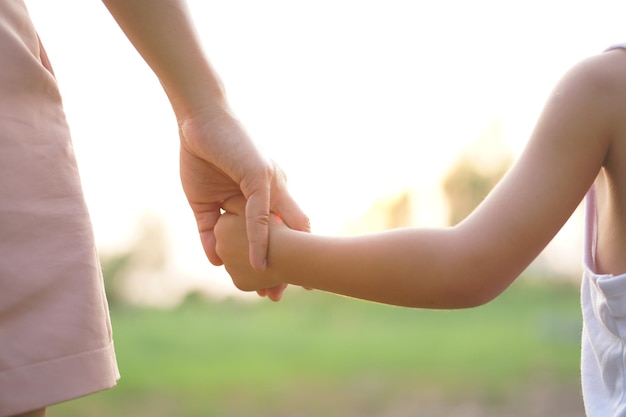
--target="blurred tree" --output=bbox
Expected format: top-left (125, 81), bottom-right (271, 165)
top-left (99, 212), bottom-right (170, 307)
top-left (343, 189), bottom-right (414, 234)
top-left (100, 251), bottom-right (133, 307)
top-left (385, 191), bottom-right (413, 229)
top-left (442, 119), bottom-right (512, 226)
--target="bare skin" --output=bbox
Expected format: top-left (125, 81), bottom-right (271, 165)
top-left (215, 48), bottom-right (626, 307)
top-left (101, 0), bottom-right (310, 300)
top-left (8, 1), bottom-right (309, 415)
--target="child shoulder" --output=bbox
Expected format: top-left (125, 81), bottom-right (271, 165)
top-left (565, 47), bottom-right (626, 94)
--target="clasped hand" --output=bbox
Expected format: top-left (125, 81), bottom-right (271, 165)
top-left (214, 195), bottom-right (287, 293)
top-left (178, 103), bottom-right (309, 301)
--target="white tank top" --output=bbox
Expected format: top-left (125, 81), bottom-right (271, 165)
top-left (581, 47), bottom-right (626, 416)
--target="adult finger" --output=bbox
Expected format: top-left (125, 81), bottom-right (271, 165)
top-left (193, 208), bottom-right (223, 266)
top-left (245, 188), bottom-right (271, 271)
top-left (273, 191), bottom-right (311, 233)
top-left (199, 230), bottom-right (223, 266)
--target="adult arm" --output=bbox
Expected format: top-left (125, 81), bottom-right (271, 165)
top-left (100, 0), bottom-right (310, 299)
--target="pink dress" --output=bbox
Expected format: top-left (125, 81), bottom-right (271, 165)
top-left (0, 1), bottom-right (119, 415)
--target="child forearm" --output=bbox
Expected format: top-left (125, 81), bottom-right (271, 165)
top-left (268, 226), bottom-right (512, 309)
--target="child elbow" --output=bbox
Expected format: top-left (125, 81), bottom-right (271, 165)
top-left (445, 273), bottom-right (513, 309)
top-left (462, 286), bottom-right (502, 308)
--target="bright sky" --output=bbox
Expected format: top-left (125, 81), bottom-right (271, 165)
top-left (24, 0), bottom-right (626, 302)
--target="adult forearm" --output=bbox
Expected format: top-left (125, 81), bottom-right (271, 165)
top-left (101, 0), bottom-right (225, 117)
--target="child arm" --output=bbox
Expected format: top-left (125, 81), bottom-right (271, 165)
top-left (217, 52), bottom-right (619, 308)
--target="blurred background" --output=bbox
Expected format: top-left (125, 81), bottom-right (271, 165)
top-left (24, 0), bottom-right (626, 415)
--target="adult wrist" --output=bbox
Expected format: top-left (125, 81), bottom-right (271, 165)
top-left (168, 79), bottom-right (228, 123)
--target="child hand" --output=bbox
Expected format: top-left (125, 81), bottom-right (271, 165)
top-left (215, 195), bottom-right (286, 298)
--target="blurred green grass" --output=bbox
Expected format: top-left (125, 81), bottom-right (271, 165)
top-left (48, 277), bottom-right (583, 417)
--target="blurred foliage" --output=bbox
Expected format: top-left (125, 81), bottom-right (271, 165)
top-left (99, 212), bottom-right (170, 307)
top-left (442, 119), bottom-right (513, 226)
top-left (48, 277), bottom-right (584, 417)
top-left (100, 251), bottom-right (134, 307)
top-left (343, 190), bottom-right (414, 235)
top-left (382, 191), bottom-right (413, 229)
top-left (443, 158), bottom-right (509, 225)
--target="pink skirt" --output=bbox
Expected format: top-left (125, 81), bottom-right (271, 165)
top-left (0, 2), bottom-right (119, 415)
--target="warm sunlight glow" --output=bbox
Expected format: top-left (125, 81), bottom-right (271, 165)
top-left (25, 0), bottom-right (626, 302)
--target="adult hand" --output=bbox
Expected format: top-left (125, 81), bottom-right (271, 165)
top-left (178, 102), bottom-right (310, 300)
top-left (101, 0), bottom-right (308, 300)
top-left (214, 195), bottom-right (286, 293)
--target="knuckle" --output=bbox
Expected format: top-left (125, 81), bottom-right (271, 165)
top-left (247, 213), bottom-right (271, 228)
